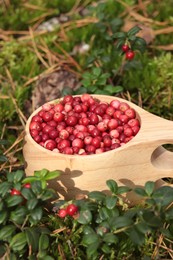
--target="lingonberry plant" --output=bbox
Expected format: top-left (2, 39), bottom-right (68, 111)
top-left (114, 25), bottom-right (147, 60)
top-left (52, 180), bottom-right (173, 259)
top-left (29, 94), bottom-right (140, 155)
top-left (0, 168), bottom-right (60, 259)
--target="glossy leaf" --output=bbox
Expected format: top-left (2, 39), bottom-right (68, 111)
top-left (21, 188), bottom-right (35, 200)
top-left (105, 196), bottom-right (117, 209)
top-left (134, 187), bottom-right (147, 197)
top-left (82, 233), bottom-right (100, 246)
top-left (103, 233), bottom-right (118, 244)
top-left (0, 182), bottom-right (12, 197)
top-left (6, 195), bottom-right (23, 207)
top-left (27, 198), bottom-right (39, 210)
top-left (43, 170), bottom-right (60, 181)
top-left (10, 207), bottom-right (27, 224)
top-left (30, 207), bottom-right (43, 222)
top-left (111, 216), bottom-right (133, 229)
top-left (144, 181), bottom-right (155, 196)
top-left (13, 170), bottom-right (24, 183)
top-left (106, 179), bottom-right (118, 194)
top-left (88, 191), bottom-right (106, 202)
top-left (129, 227), bottom-right (145, 245)
top-left (0, 210), bottom-right (8, 224)
top-left (39, 234), bottom-right (49, 251)
top-left (77, 209), bottom-right (92, 225)
top-left (127, 26), bottom-right (141, 37)
top-left (0, 225), bottom-right (16, 240)
top-left (10, 232), bottom-right (27, 252)
top-left (25, 228), bottom-right (40, 252)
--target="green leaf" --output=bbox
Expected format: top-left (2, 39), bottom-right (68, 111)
top-left (106, 179), bottom-right (118, 194)
top-left (92, 67), bottom-right (102, 77)
top-left (129, 227), bottom-right (145, 245)
top-left (13, 170), bottom-right (24, 183)
top-left (0, 211), bottom-right (8, 224)
top-left (86, 242), bottom-right (99, 259)
top-left (0, 155), bottom-right (8, 162)
top-left (145, 181), bottom-right (155, 196)
top-left (0, 225), bottom-right (16, 240)
top-left (113, 32), bottom-right (126, 39)
top-left (21, 188), bottom-right (35, 200)
top-left (105, 196), bottom-right (117, 209)
top-left (127, 26), bottom-right (141, 37)
top-left (0, 244), bottom-right (6, 258)
top-left (88, 191), bottom-right (106, 202)
top-left (0, 182), bottom-right (12, 197)
top-left (22, 176), bottom-right (38, 184)
top-left (34, 169), bottom-right (49, 178)
top-left (103, 233), bottom-right (118, 244)
top-left (111, 216), bottom-right (133, 229)
top-left (134, 187), bottom-right (147, 197)
top-left (30, 207), bottom-right (43, 222)
top-left (10, 207), bottom-right (27, 224)
top-left (25, 228), bottom-right (40, 252)
top-left (77, 209), bottom-right (92, 224)
top-left (103, 85), bottom-right (123, 94)
top-left (10, 232), bottom-right (27, 252)
top-left (99, 207), bottom-right (112, 220)
top-left (39, 234), bottom-right (49, 251)
top-left (101, 243), bottom-right (111, 254)
top-left (30, 181), bottom-right (42, 195)
top-left (27, 198), bottom-right (39, 210)
top-left (165, 207), bottom-right (173, 220)
top-left (82, 233), bottom-right (100, 246)
top-left (7, 172), bottom-right (14, 182)
top-left (43, 170), bottom-right (60, 181)
top-left (117, 186), bottom-right (132, 194)
top-left (143, 211), bottom-right (162, 228)
top-left (83, 226), bottom-right (95, 235)
top-left (40, 190), bottom-right (55, 201)
top-left (135, 222), bottom-right (151, 234)
top-left (6, 195), bottom-right (23, 207)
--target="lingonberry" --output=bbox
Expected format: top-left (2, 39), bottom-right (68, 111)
top-left (58, 208), bottom-right (67, 218)
top-left (66, 204), bottom-right (78, 216)
top-left (121, 44), bottom-right (129, 52)
top-left (125, 50), bottom-right (135, 60)
top-left (10, 189), bottom-right (21, 196)
top-left (125, 108), bottom-right (136, 119)
top-left (44, 140), bottom-right (57, 150)
top-left (42, 111), bottom-right (53, 122)
top-left (30, 94), bottom-right (141, 154)
top-left (72, 138), bottom-right (84, 149)
top-left (66, 116), bottom-right (78, 126)
top-left (23, 183), bottom-right (31, 189)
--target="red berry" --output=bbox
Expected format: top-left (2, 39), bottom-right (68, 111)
top-left (122, 44), bottom-right (129, 52)
top-left (66, 204), bottom-right (78, 216)
top-left (58, 208), bottom-right (67, 218)
top-left (125, 50), bottom-right (135, 60)
top-left (23, 183), bottom-right (31, 189)
top-left (10, 189), bottom-right (21, 196)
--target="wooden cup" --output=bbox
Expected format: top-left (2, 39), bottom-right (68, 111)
top-left (23, 95), bottom-right (173, 204)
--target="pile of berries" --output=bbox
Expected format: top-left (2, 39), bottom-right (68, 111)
top-left (29, 94), bottom-right (140, 155)
top-left (58, 203), bottom-right (78, 218)
top-left (122, 44), bottom-right (135, 60)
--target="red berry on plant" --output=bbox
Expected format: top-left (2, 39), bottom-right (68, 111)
top-left (121, 44), bottom-right (129, 52)
top-left (66, 204), bottom-right (78, 216)
top-left (10, 189), bottom-right (21, 196)
top-left (23, 183), bottom-right (31, 189)
top-left (125, 50), bottom-right (135, 60)
top-left (58, 208), bottom-right (67, 218)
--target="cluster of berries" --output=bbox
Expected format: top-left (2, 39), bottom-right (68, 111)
top-left (122, 44), bottom-right (135, 60)
top-left (57, 203), bottom-right (79, 218)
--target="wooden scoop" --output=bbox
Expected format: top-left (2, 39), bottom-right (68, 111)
top-left (23, 95), bottom-right (173, 204)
